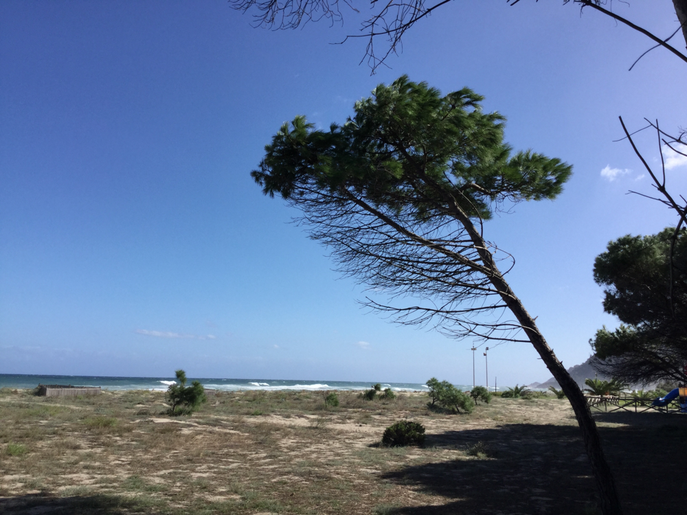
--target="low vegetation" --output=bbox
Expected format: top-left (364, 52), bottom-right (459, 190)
top-left (426, 378), bottom-right (475, 414)
top-left (382, 420), bottom-right (425, 447)
top-left (470, 386), bottom-right (492, 404)
top-left (324, 391), bottom-right (339, 407)
top-left (166, 369), bottom-right (206, 416)
top-left (500, 384), bottom-right (531, 399)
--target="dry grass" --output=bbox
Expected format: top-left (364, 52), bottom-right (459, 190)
top-left (1, 387), bottom-right (686, 514)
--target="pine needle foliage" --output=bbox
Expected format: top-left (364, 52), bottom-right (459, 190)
top-left (426, 377), bottom-right (474, 414)
top-left (382, 420), bottom-right (425, 447)
top-left (590, 228), bottom-right (687, 385)
top-left (166, 369), bottom-right (207, 416)
top-left (253, 76), bottom-right (571, 342)
top-left (470, 385), bottom-right (492, 404)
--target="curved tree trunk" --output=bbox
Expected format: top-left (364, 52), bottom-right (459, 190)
top-left (460, 219), bottom-right (623, 515)
top-left (493, 279), bottom-right (623, 515)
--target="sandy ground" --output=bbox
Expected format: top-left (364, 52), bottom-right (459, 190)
top-left (1, 389), bottom-right (686, 514)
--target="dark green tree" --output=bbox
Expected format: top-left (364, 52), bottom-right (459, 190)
top-left (470, 385), bottom-right (492, 404)
top-left (590, 228), bottom-right (687, 385)
top-left (426, 378), bottom-right (474, 414)
top-left (167, 369), bottom-right (207, 416)
top-left (252, 76), bottom-right (621, 513)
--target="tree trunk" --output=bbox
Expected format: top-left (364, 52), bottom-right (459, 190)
top-left (494, 280), bottom-right (623, 515)
top-left (459, 218), bottom-right (623, 514)
top-left (674, 0), bottom-right (687, 51)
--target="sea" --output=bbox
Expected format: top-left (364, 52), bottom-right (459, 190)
top-left (0, 373), bottom-right (466, 393)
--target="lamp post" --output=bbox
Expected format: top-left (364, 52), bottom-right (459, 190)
top-left (471, 347), bottom-right (477, 388)
top-left (484, 347), bottom-right (489, 389)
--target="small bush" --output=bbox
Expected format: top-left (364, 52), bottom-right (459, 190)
top-left (427, 377), bottom-right (475, 413)
top-left (324, 392), bottom-right (339, 407)
top-left (382, 420), bottom-right (425, 447)
top-left (381, 388), bottom-right (396, 400)
top-left (470, 386), bottom-right (492, 404)
top-left (361, 383), bottom-right (382, 401)
top-left (167, 369), bottom-right (207, 416)
top-left (361, 388), bottom-right (377, 400)
top-left (466, 441), bottom-right (489, 458)
top-left (83, 416), bottom-right (118, 429)
top-left (5, 443), bottom-right (27, 456)
top-left (426, 378), bottom-right (475, 414)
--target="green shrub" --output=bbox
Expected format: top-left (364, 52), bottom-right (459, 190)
top-left (324, 392), bottom-right (339, 407)
top-left (470, 386), bottom-right (492, 404)
top-left (167, 369), bottom-right (207, 416)
top-left (426, 378), bottom-right (474, 414)
top-left (381, 388), bottom-right (396, 400)
top-left (382, 420), bottom-right (425, 447)
top-left (361, 388), bottom-right (377, 400)
top-left (361, 383), bottom-right (382, 400)
top-left (83, 416), bottom-right (118, 429)
top-left (5, 443), bottom-right (27, 456)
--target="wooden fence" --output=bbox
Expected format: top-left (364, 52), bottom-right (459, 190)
top-left (36, 384), bottom-right (101, 397)
top-left (586, 395), bottom-right (682, 414)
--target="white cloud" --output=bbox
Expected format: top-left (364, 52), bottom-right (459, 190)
top-left (663, 144), bottom-right (687, 170)
top-left (135, 329), bottom-right (216, 340)
top-left (355, 341), bottom-right (371, 350)
top-left (600, 165), bottom-right (631, 182)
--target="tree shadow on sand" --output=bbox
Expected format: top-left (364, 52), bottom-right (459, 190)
top-left (380, 412), bottom-right (687, 515)
top-left (0, 492), bottom-right (158, 514)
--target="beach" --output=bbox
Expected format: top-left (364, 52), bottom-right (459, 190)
top-left (1, 387), bottom-right (686, 514)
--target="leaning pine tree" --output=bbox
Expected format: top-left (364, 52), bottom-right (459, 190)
top-left (252, 77), bottom-right (621, 514)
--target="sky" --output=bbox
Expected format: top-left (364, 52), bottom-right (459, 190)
top-left (1, 0), bottom-right (686, 386)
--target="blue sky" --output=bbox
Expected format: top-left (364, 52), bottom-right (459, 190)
top-left (1, 0), bottom-right (686, 385)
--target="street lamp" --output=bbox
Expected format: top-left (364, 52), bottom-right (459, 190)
top-left (471, 347), bottom-right (477, 388)
top-left (483, 347), bottom-right (489, 389)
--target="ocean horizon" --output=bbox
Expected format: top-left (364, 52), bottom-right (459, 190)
top-left (0, 373), bottom-right (481, 393)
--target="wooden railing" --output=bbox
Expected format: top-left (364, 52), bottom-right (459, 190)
top-left (585, 394), bottom-right (682, 414)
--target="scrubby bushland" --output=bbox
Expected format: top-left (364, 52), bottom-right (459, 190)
top-left (382, 420), bottom-right (425, 447)
top-left (470, 386), bottom-right (492, 404)
top-left (426, 378), bottom-right (474, 414)
top-left (166, 369), bottom-right (206, 416)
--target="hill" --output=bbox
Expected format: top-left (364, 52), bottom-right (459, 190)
top-left (529, 356), bottom-right (610, 389)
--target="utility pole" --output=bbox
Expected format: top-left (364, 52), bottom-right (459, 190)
top-left (471, 347), bottom-right (477, 388)
top-left (484, 347), bottom-right (489, 389)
